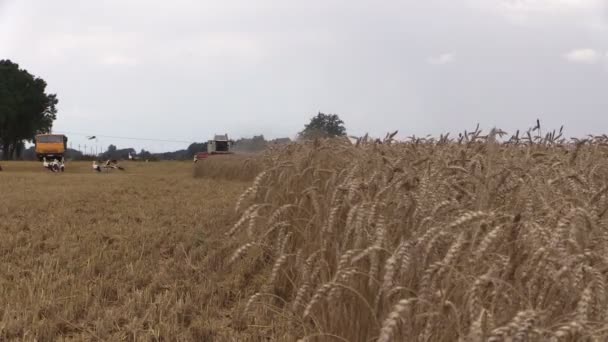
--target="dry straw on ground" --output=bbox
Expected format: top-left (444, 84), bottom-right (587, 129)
top-left (0, 161), bottom-right (254, 341)
top-left (228, 129), bottom-right (608, 341)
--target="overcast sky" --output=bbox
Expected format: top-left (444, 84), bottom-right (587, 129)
top-left (1, 0), bottom-right (607, 152)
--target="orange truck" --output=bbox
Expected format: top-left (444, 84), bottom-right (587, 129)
top-left (34, 134), bottom-right (68, 161)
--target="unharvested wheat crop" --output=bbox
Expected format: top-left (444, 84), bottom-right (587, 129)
top-left (227, 133), bottom-right (608, 341)
top-left (193, 154), bottom-right (264, 182)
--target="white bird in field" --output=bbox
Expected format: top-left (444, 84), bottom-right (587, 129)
top-left (56, 159), bottom-right (65, 172)
top-left (43, 157), bottom-right (64, 172)
top-left (93, 159), bottom-right (125, 172)
top-left (42, 157), bottom-right (53, 171)
top-left (106, 159), bottom-right (125, 170)
top-left (92, 161), bottom-right (101, 172)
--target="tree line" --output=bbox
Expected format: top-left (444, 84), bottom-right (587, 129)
top-left (15, 136), bottom-right (294, 161)
top-left (1, 59), bottom-right (347, 161)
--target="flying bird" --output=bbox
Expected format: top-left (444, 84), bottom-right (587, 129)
top-left (87, 136), bottom-right (96, 140)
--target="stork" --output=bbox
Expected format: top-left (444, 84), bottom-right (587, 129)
top-left (92, 161), bottom-right (101, 172)
top-left (106, 159), bottom-right (125, 170)
top-left (43, 157), bottom-right (64, 172)
top-left (93, 159), bottom-right (125, 172)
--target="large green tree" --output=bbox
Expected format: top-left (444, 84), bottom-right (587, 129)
top-left (0, 60), bottom-right (58, 160)
top-left (298, 112), bottom-right (346, 140)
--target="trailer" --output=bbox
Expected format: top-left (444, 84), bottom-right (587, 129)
top-left (35, 134), bottom-right (68, 161)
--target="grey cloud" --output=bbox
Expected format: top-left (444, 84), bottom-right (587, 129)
top-left (428, 53), bottom-right (455, 65)
top-left (1, 0), bottom-right (607, 152)
top-left (564, 48), bottom-right (602, 63)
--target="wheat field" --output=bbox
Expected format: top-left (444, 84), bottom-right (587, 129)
top-left (228, 132), bottom-right (608, 342)
top-left (2, 131), bottom-right (608, 341)
top-left (193, 154), bottom-right (264, 182)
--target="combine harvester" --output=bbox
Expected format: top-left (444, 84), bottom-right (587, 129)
top-left (194, 134), bottom-right (234, 163)
top-left (34, 133), bottom-right (67, 172)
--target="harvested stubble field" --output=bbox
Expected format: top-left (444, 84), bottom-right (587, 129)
top-left (3, 133), bottom-right (608, 342)
top-left (0, 160), bottom-right (256, 341)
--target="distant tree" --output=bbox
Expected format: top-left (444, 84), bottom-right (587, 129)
top-left (186, 142), bottom-right (207, 158)
top-left (139, 149), bottom-right (153, 159)
top-left (0, 60), bottom-right (58, 160)
top-left (269, 137), bottom-right (291, 145)
top-left (21, 146), bottom-right (37, 160)
top-left (249, 135), bottom-right (267, 151)
top-left (233, 135), bottom-right (267, 152)
top-left (14, 141), bottom-right (25, 159)
top-left (65, 148), bottom-right (84, 160)
top-left (101, 145), bottom-right (135, 160)
top-left (155, 149), bottom-right (189, 160)
top-left (298, 112), bottom-right (346, 140)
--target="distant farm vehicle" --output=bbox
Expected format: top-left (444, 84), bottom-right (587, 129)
top-left (194, 134), bottom-right (235, 163)
top-left (208, 134), bottom-right (234, 155)
top-left (34, 134), bottom-right (68, 161)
